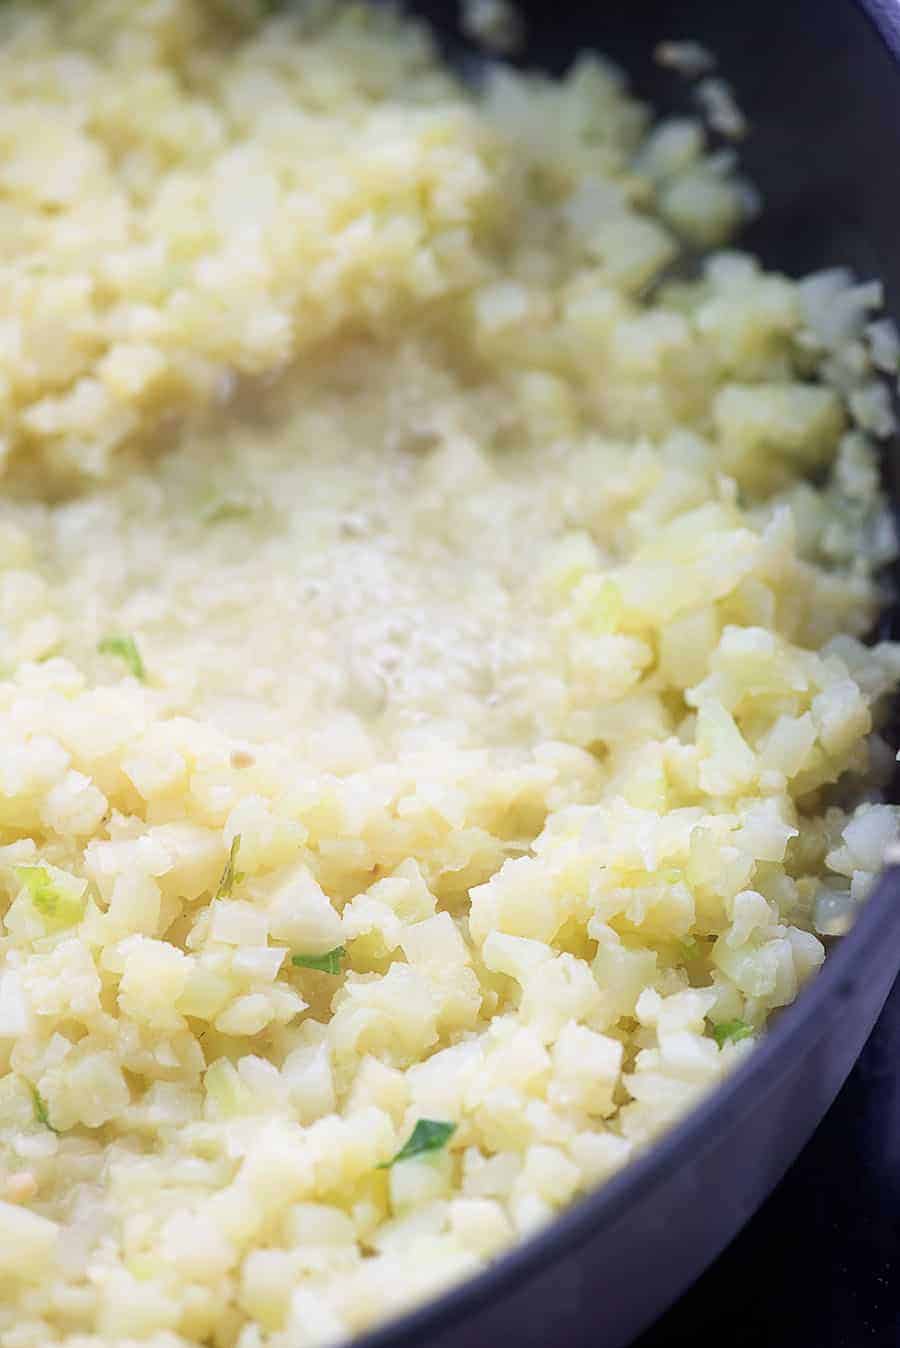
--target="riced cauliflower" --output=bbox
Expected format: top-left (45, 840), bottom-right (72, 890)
top-left (0, 2), bottom-right (898, 1346)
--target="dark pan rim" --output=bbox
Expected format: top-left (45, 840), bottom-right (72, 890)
top-left (353, 865), bottom-right (900, 1348)
top-left (860, 0), bottom-right (900, 60)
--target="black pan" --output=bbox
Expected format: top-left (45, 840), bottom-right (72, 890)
top-left (352, 3), bottom-right (900, 1346)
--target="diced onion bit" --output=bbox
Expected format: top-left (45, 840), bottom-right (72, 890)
top-left (813, 889), bottom-right (857, 937)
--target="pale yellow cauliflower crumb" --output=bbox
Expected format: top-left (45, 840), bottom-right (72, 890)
top-left (0, 2), bottom-right (898, 1346)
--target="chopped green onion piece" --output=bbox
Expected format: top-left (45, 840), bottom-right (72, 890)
top-left (16, 865), bottom-right (85, 930)
top-left (678, 937), bottom-right (698, 960)
top-left (17, 865), bottom-right (62, 918)
top-left (215, 835), bottom-right (244, 901)
top-left (292, 946), bottom-right (345, 975)
top-left (31, 1085), bottom-right (57, 1133)
top-left (98, 634), bottom-right (145, 681)
top-left (378, 1118), bottom-right (457, 1168)
top-left (712, 1018), bottom-right (753, 1048)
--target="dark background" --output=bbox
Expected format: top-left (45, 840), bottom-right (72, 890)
top-left (414, 2), bottom-right (900, 1343)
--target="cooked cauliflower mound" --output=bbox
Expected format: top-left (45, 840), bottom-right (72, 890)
top-left (1, 1), bottom-right (900, 1344)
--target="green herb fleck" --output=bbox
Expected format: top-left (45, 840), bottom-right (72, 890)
top-left (215, 835), bottom-right (244, 901)
top-left (291, 946), bottom-right (346, 975)
top-left (378, 1118), bottom-right (457, 1168)
top-left (200, 495), bottom-right (255, 525)
top-left (17, 866), bottom-right (62, 917)
top-left (16, 865), bottom-right (85, 930)
top-left (98, 634), bottom-right (145, 681)
top-left (712, 1018), bottom-right (753, 1048)
top-left (31, 1085), bottom-right (57, 1133)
